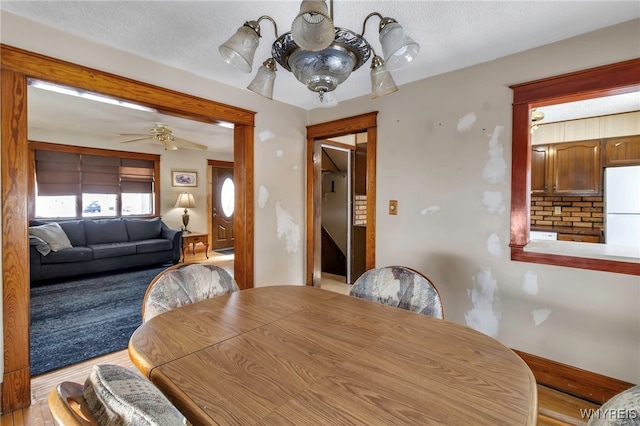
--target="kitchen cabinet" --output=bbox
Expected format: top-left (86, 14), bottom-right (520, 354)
top-left (531, 140), bottom-right (602, 196)
top-left (604, 135), bottom-right (640, 166)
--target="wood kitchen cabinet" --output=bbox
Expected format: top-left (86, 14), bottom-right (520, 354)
top-left (531, 140), bottom-right (602, 195)
top-left (604, 135), bottom-right (640, 166)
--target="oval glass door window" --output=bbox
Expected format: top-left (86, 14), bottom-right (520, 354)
top-left (221, 177), bottom-right (235, 217)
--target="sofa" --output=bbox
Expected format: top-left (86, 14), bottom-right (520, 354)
top-left (29, 217), bottom-right (182, 283)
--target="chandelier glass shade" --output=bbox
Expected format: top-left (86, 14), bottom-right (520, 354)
top-left (218, 0), bottom-right (419, 104)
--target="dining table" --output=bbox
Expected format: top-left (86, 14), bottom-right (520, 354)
top-left (128, 285), bottom-right (537, 425)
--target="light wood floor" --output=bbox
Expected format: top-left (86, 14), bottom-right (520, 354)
top-left (1, 260), bottom-right (600, 425)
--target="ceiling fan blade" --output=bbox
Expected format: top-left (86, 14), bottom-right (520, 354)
top-left (118, 133), bottom-right (150, 137)
top-left (120, 136), bottom-right (153, 143)
top-left (174, 137), bottom-right (208, 150)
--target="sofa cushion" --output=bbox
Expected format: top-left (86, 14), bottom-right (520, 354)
top-left (29, 222), bottom-right (73, 252)
top-left (84, 219), bottom-right (129, 245)
top-left (125, 218), bottom-right (162, 241)
top-left (136, 239), bottom-right (173, 254)
top-left (40, 247), bottom-right (93, 264)
top-left (83, 364), bottom-right (186, 426)
top-left (89, 242), bottom-right (137, 259)
top-left (58, 220), bottom-right (87, 247)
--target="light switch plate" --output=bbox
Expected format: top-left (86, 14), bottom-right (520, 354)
top-left (554, 206), bottom-right (562, 215)
top-left (389, 200), bottom-right (398, 215)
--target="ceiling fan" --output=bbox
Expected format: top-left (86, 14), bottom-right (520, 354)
top-left (118, 123), bottom-right (208, 151)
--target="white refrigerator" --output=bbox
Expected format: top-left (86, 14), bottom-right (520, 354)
top-left (605, 166), bottom-right (640, 248)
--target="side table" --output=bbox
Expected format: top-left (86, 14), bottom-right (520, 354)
top-left (181, 232), bottom-right (209, 261)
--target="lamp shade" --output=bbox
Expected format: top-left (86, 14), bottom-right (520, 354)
top-left (370, 55), bottom-right (398, 99)
top-left (175, 192), bottom-right (196, 208)
top-left (379, 22), bottom-right (420, 71)
top-left (247, 58), bottom-right (277, 99)
top-left (219, 24), bottom-right (260, 73)
top-left (291, 0), bottom-right (335, 52)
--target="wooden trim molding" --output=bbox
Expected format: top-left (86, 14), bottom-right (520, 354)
top-left (306, 112), bottom-right (378, 286)
top-left (1, 45), bottom-right (255, 412)
top-left (514, 350), bottom-right (636, 405)
top-left (509, 58), bottom-right (640, 275)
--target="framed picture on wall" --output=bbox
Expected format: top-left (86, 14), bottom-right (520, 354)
top-left (172, 171), bottom-right (197, 187)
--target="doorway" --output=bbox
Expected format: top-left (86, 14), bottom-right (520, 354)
top-left (209, 160), bottom-right (235, 254)
top-left (306, 112), bottom-right (378, 287)
top-left (1, 46), bottom-right (256, 411)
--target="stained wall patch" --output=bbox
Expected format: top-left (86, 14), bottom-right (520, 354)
top-left (464, 269), bottom-right (502, 338)
top-left (259, 130), bottom-right (275, 142)
top-left (457, 112), bottom-right (476, 132)
top-left (532, 308), bottom-right (551, 326)
top-left (486, 233), bottom-right (502, 257)
top-left (258, 185), bottom-right (269, 209)
top-left (421, 205), bottom-right (441, 215)
top-left (276, 150), bottom-right (283, 158)
top-left (482, 125), bottom-right (506, 184)
top-left (482, 191), bottom-right (505, 214)
top-left (275, 201), bottom-right (300, 253)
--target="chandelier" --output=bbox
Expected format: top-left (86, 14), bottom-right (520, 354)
top-left (219, 0), bottom-right (420, 104)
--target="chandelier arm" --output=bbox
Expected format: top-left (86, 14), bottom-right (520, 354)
top-left (256, 15), bottom-right (279, 39)
top-left (360, 12), bottom-right (383, 37)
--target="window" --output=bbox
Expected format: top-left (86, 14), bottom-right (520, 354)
top-left (509, 59), bottom-right (640, 275)
top-left (31, 142), bottom-right (159, 219)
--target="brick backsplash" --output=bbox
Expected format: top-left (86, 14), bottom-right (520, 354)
top-left (530, 196), bottom-right (604, 229)
top-left (354, 195), bottom-right (367, 226)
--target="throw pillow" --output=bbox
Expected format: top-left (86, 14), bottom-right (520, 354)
top-left (83, 365), bottom-right (186, 426)
top-left (29, 222), bottom-right (72, 252)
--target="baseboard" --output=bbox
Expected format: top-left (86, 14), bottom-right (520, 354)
top-left (514, 349), bottom-right (635, 405)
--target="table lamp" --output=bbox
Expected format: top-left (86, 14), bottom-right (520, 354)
top-left (175, 192), bottom-right (196, 233)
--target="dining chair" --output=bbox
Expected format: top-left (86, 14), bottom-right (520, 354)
top-left (48, 364), bottom-right (186, 426)
top-left (587, 385), bottom-right (640, 426)
top-left (349, 266), bottom-right (444, 319)
top-left (142, 261), bottom-right (239, 322)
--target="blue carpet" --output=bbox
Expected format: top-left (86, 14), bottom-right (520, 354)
top-left (214, 247), bottom-right (234, 255)
top-left (30, 263), bottom-right (172, 376)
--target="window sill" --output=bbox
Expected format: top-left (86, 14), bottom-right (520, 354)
top-left (524, 240), bottom-right (640, 264)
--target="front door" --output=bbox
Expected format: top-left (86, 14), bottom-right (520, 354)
top-left (211, 163), bottom-right (234, 250)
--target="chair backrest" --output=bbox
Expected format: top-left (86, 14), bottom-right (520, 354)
top-left (587, 385), bottom-right (639, 426)
top-left (142, 261), bottom-right (239, 322)
top-left (48, 365), bottom-right (186, 426)
top-left (350, 266), bottom-right (444, 319)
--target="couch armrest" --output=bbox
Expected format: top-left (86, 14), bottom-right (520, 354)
top-left (161, 222), bottom-right (183, 263)
top-left (29, 244), bottom-right (43, 282)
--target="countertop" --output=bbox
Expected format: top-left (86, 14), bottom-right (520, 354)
top-left (531, 225), bottom-right (602, 236)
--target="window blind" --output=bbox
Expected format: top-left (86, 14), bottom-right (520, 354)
top-left (35, 151), bottom-right (80, 196)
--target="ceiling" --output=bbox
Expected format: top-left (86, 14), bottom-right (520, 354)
top-left (2, 1), bottom-right (639, 153)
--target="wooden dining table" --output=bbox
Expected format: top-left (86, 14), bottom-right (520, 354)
top-left (129, 285), bottom-right (537, 425)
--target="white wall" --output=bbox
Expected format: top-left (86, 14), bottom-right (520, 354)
top-left (310, 19), bottom-right (640, 384)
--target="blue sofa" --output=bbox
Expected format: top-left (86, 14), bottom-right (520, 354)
top-left (29, 217), bottom-right (182, 283)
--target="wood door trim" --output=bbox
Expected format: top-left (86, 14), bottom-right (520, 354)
top-left (514, 349), bottom-right (635, 405)
top-left (306, 112), bottom-right (378, 286)
top-left (1, 45), bottom-right (255, 412)
top-left (208, 159), bottom-right (234, 167)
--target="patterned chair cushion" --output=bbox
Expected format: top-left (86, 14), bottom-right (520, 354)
top-left (350, 266), bottom-right (444, 319)
top-left (83, 364), bottom-right (186, 426)
top-left (143, 263), bottom-right (239, 321)
top-left (587, 385), bottom-right (640, 426)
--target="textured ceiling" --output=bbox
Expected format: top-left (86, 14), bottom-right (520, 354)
top-left (2, 1), bottom-right (639, 154)
top-left (2, 1), bottom-right (639, 109)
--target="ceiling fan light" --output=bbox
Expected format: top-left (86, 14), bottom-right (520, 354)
top-left (370, 55), bottom-right (398, 99)
top-left (291, 0), bottom-right (335, 52)
top-left (219, 24), bottom-right (260, 73)
top-left (164, 139), bottom-right (178, 151)
top-left (247, 58), bottom-right (277, 99)
top-left (379, 21), bottom-right (420, 71)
